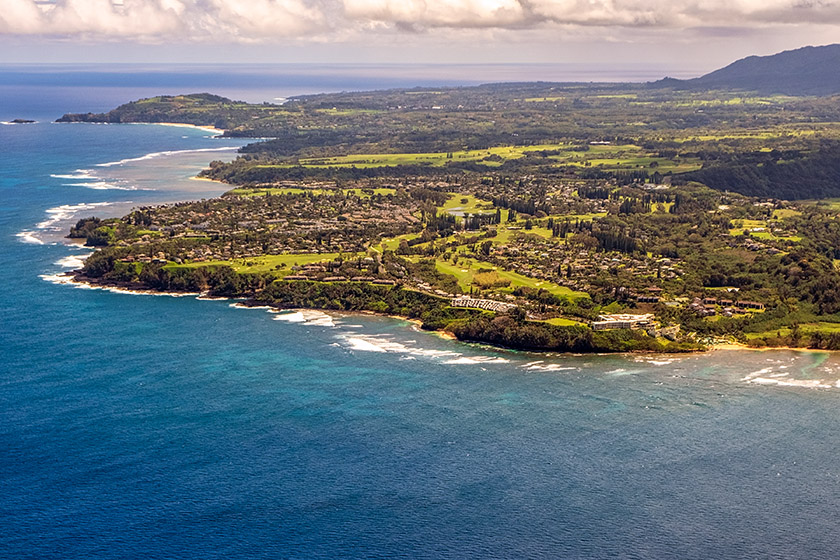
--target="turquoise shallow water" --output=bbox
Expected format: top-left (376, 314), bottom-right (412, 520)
top-left (3, 82), bottom-right (840, 559)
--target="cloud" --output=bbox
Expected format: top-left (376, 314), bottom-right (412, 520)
top-left (345, 0), bottom-right (840, 29)
top-left (0, 0), bottom-right (324, 40)
top-left (1, 0), bottom-right (840, 42)
top-left (342, 0), bottom-right (527, 28)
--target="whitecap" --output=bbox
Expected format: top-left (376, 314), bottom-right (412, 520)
top-left (742, 367), bottom-right (775, 381)
top-left (634, 357), bottom-right (679, 366)
top-left (96, 147), bottom-right (237, 167)
top-left (35, 202), bottom-right (112, 231)
top-left (41, 274), bottom-right (198, 297)
top-left (340, 335), bottom-right (427, 355)
top-left (345, 337), bottom-right (389, 353)
top-left (273, 311), bottom-right (307, 323)
top-left (749, 377), bottom-right (832, 389)
top-left (229, 303), bottom-right (275, 311)
top-left (442, 356), bottom-right (510, 365)
top-left (51, 171), bottom-right (96, 180)
top-left (54, 254), bottom-right (91, 268)
top-left (63, 181), bottom-right (140, 191)
top-left (524, 363), bottom-right (577, 372)
top-left (269, 309), bottom-right (336, 326)
top-left (39, 273), bottom-right (74, 284)
top-left (16, 231), bottom-right (44, 245)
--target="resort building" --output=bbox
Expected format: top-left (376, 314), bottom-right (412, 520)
top-left (450, 296), bottom-right (517, 313)
top-left (592, 313), bottom-right (655, 331)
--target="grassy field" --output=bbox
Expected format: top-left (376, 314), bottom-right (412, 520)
top-left (552, 144), bottom-right (702, 174)
top-left (376, 232), bottom-right (421, 252)
top-left (652, 202), bottom-right (675, 213)
top-left (728, 218), bottom-right (801, 241)
top-left (314, 108), bottom-right (383, 116)
top-left (542, 317), bottom-right (586, 326)
top-left (745, 322), bottom-right (840, 340)
top-left (235, 140), bottom-right (704, 175)
top-left (286, 143), bottom-right (574, 169)
top-left (772, 208), bottom-right (802, 220)
top-left (434, 258), bottom-right (588, 300)
top-left (442, 194), bottom-right (498, 216)
top-left (523, 96), bottom-right (566, 102)
top-left (167, 253), bottom-right (342, 274)
top-left (229, 187), bottom-right (397, 198)
top-left (806, 198), bottom-right (840, 211)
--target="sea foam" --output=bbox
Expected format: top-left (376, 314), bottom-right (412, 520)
top-left (96, 147), bottom-right (237, 168)
top-left (54, 253), bottom-right (92, 269)
top-left (63, 181), bottom-right (140, 191)
top-left (273, 310), bottom-right (335, 327)
top-left (36, 202), bottom-right (113, 231)
top-left (16, 231), bottom-right (44, 245)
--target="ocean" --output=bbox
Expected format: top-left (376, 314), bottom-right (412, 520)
top-left (2, 67), bottom-right (840, 559)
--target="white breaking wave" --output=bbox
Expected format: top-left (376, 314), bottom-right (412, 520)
top-left (345, 337), bottom-right (389, 353)
top-left (273, 309), bottom-right (335, 327)
top-left (54, 253), bottom-right (92, 269)
top-left (337, 332), bottom-right (510, 365)
top-left (442, 356), bottom-right (511, 365)
top-left (633, 356), bottom-right (680, 366)
top-left (748, 377), bottom-right (833, 389)
top-left (522, 361), bottom-right (578, 372)
top-left (96, 147), bottom-right (238, 168)
top-left (36, 202), bottom-right (113, 231)
top-left (340, 334), bottom-right (457, 358)
top-left (63, 181), bottom-right (141, 191)
top-left (40, 273), bottom-right (198, 297)
top-left (39, 273), bottom-right (75, 285)
top-left (18, 202), bottom-right (113, 245)
top-left (229, 303), bottom-right (277, 312)
top-left (16, 231), bottom-right (44, 245)
top-left (50, 170), bottom-right (96, 180)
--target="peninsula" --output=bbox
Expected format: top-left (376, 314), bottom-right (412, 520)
top-left (61, 46), bottom-right (840, 353)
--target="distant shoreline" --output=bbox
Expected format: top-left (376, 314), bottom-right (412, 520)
top-left (144, 122), bottom-right (225, 135)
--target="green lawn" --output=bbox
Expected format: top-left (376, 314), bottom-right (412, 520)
top-left (729, 219), bottom-right (802, 242)
top-left (166, 253), bottom-right (342, 274)
top-left (377, 232), bottom-right (421, 252)
top-left (772, 208), bottom-right (802, 220)
top-left (261, 143), bottom-right (573, 169)
top-left (542, 317), bottom-right (586, 326)
top-left (745, 322), bottom-right (840, 340)
top-left (434, 258), bottom-right (588, 300)
top-left (442, 193), bottom-right (497, 215)
top-left (229, 187), bottom-right (396, 198)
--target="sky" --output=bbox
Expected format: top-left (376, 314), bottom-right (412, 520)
top-left (1, 0), bottom-right (839, 75)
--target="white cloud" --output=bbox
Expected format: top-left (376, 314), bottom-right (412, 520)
top-left (346, 0), bottom-right (840, 29)
top-left (1, 0), bottom-right (840, 42)
top-left (0, 0), bottom-right (324, 40)
top-left (343, 0), bottom-right (527, 28)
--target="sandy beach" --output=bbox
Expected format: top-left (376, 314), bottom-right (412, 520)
top-left (143, 122), bottom-right (225, 135)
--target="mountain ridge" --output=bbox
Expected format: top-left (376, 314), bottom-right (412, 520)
top-left (654, 44), bottom-right (840, 95)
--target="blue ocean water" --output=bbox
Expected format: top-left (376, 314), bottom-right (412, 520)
top-left (3, 73), bottom-right (840, 559)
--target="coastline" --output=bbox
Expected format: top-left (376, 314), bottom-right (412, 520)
top-left (53, 271), bottom-right (697, 355)
top-left (41, 116), bottom-right (822, 358)
top-left (711, 342), bottom-right (829, 353)
top-left (49, 271), bottom-right (835, 355)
